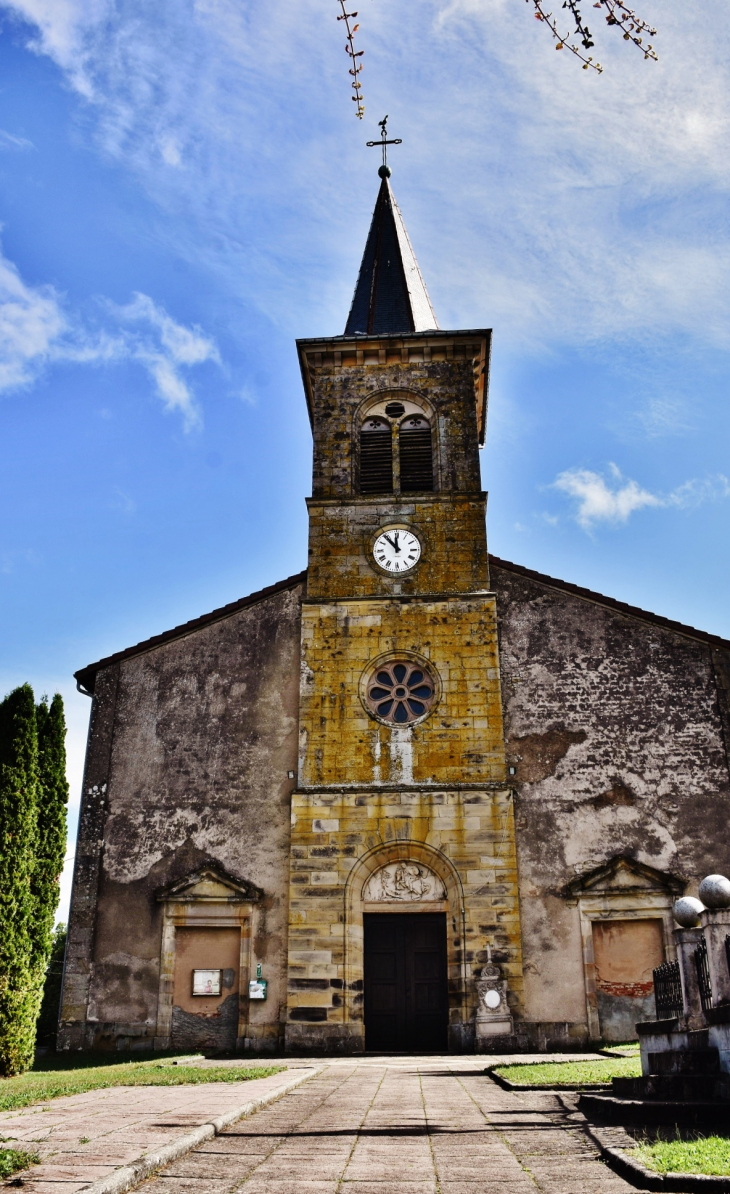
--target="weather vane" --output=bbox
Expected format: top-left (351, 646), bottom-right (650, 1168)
top-left (366, 116), bottom-right (402, 177)
top-left (337, 0), bottom-right (365, 119)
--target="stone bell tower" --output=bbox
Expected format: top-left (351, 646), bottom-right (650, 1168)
top-left (285, 158), bottom-right (523, 1052)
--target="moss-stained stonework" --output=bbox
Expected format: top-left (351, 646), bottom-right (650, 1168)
top-left (287, 331), bottom-right (524, 1051)
top-left (285, 788), bottom-right (522, 1051)
top-left (298, 596), bottom-right (505, 788)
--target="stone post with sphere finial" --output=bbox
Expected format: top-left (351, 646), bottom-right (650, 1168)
top-left (698, 874), bottom-right (730, 1008)
top-left (672, 895), bottom-right (707, 1028)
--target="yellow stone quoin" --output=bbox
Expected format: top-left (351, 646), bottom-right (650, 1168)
top-left (285, 328), bottom-right (524, 1053)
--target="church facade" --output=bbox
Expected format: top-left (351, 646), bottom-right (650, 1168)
top-left (59, 171), bottom-right (730, 1055)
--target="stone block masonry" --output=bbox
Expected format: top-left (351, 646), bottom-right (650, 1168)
top-left (285, 786), bottom-right (522, 1052)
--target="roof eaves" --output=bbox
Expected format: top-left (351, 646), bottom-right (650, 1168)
top-left (74, 569), bottom-right (308, 696)
top-left (490, 555), bottom-right (730, 650)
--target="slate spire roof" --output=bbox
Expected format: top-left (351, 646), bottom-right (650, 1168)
top-left (344, 171), bottom-right (438, 336)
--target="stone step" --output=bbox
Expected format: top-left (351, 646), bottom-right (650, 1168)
top-left (613, 1073), bottom-right (730, 1102)
top-left (579, 1090), bottom-right (730, 1128)
top-left (648, 1047), bottom-right (720, 1075)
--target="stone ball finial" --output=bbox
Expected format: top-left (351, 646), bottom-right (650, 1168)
top-left (673, 896), bottom-right (705, 927)
top-left (699, 874), bottom-right (730, 909)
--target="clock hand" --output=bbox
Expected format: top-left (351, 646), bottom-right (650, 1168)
top-left (383, 534), bottom-right (398, 551)
top-left (393, 531), bottom-right (400, 552)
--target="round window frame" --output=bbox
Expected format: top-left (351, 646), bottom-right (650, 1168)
top-left (368, 522), bottom-right (424, 578)
top-left (359, 651), bottom-right (441, 728)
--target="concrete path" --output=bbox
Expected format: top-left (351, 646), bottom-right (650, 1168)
top-left (136, 1057), bottom-right (646, 1194)
top-left (1, 1064), bottom-right (316, 1194)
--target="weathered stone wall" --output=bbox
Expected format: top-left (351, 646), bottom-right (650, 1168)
top-left (288, 335), bottom-right (524, 1052)
top-left (60, 581), bottom-right (303, 1051)
top-left (306, 496), bottom-right (488, 600)
top-left (492, 560), bottom-right (730, 1043)
top-left (299, 595), bottom-right (506, 788)
top-left (285, 788), bottom-right (521, 1053)
top-left (305, 350), bottom-right (484, 502)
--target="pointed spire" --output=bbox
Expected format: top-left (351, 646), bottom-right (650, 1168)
top-left (345, 170), bottom-right (438, 336)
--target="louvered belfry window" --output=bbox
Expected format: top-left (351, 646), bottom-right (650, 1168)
top-left (360, 417), bottom-right (393, 494)
top-left (399, 415), bottom-right (434, 492)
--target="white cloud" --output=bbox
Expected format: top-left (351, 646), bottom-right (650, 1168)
top-left (554, 464), bottom-right (661, 528)
top-left (0, 244), bottom-right (219, 429)
top-left (0, 129), bottom-right (34, 151)
top-left (0, 250), bottom-right (66, 389)
top-left (1, 0), bottom-right (109, 97)
top-left (113, 293), bottom-right (220, 430)
top-left (554, 463), bottom-right (730, 529)
top-left (2, 0), bottom-right (730, 351)
top-left (667, 475), bottom-right (730, 509)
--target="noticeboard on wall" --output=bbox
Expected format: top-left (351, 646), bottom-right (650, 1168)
top-left (192, 968), bottom-right (222, 996)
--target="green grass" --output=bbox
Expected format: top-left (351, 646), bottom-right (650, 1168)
top-left (635, 1134), bottom-right (730, 1176)
top-left (491, 1056), bottom-right (641, 1086)
top-left (604, 1041), bottom-right (639, 1056)
top-left (0, 1147), bottom-right (39, 1178)
top-left (0, 1058), bottom-right (284, 1113)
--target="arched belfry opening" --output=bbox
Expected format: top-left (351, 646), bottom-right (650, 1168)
top-left (357, 396), bottom-right (436, 496)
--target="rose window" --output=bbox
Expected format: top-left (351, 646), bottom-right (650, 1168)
top-left (365, 661), bottom-right (436, 725)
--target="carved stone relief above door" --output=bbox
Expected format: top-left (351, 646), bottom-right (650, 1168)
top-left (363, 861), bottom-right (446, 903)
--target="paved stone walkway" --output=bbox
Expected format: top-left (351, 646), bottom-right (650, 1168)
top-left (139, 1058), bottom-right (646, 1194)
top-left (2, 1065), bottom-right (314, 1194)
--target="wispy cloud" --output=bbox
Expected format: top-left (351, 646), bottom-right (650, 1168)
top-left (0, 249), bottom-right (66, 390)
top-left (1, 0), bottom-right (110, 98)
top-left (111, 293), bottom-right (220, 431)
top-left (554, 463), bottom-right (730, 529)
top-left (2, 0), bottom-right (730, 353)
top-left (0, 129), bottom-right (34, 151)
top-left (0, 243), bottom-right (219, 429)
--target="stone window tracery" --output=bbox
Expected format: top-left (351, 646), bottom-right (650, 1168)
top-left (365, 660), bottom-right (436, 725)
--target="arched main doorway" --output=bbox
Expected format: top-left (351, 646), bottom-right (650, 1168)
top-left (347, 850), bottom-right (457, 1053)
top-left (363, 910), bottom-right (448, 1052)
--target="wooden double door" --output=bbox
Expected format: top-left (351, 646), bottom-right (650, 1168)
top-left (363, 912), bottom-right (448, 1052)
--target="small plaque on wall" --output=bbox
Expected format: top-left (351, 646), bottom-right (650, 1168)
top-left (249, 978), bottom-right (268, 1000)
top-left (192, 969), bottom-right (221, 996)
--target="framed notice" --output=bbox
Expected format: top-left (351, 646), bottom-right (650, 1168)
top-left (192, 969), bottom-right (221, 996)
top-left (248, 978), bottom-right (268, 1000)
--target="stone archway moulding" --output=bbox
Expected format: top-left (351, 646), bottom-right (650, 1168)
top-left (342, 839), bottom-right (467, 1040)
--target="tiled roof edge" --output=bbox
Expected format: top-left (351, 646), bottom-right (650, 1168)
top-left (490, 555), bottom-right (730, 651)
top-left (74, 570), bottom-right (308, 695)
top-left (75, 554), bottom-right (730, 697)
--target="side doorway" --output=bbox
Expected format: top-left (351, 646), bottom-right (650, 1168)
top-left (363, 912), bottom-right (448, 1053)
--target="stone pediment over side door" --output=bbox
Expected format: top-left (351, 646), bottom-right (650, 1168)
top-left (563, 855), bottom-right (685, 1042)
top-left (154, 864), bottom-right (263, 1051)
top-left (155, 864), bottom-right (263, 905)
top-left (564, 855), bottom-right (685, 901)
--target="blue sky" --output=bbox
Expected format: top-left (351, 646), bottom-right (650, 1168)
top-left (0, 0), bottom-right (728, 921)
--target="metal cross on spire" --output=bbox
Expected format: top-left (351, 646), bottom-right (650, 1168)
top-left (366, 116), bottom-right (402, 178)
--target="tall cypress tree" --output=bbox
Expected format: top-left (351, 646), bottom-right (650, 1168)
top-left (0, 686), bottom-right (40, 1075)
top-left (33, 696), bottom-right (69, 985)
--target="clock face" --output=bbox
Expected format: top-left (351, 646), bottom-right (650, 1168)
top-left (373, 529), bottom-right (421, 573)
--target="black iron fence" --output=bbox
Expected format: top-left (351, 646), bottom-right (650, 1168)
top-left (653, 959), bottom-right (683, 1019)
top-left (695, 937), bottom-right (713, 1013)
